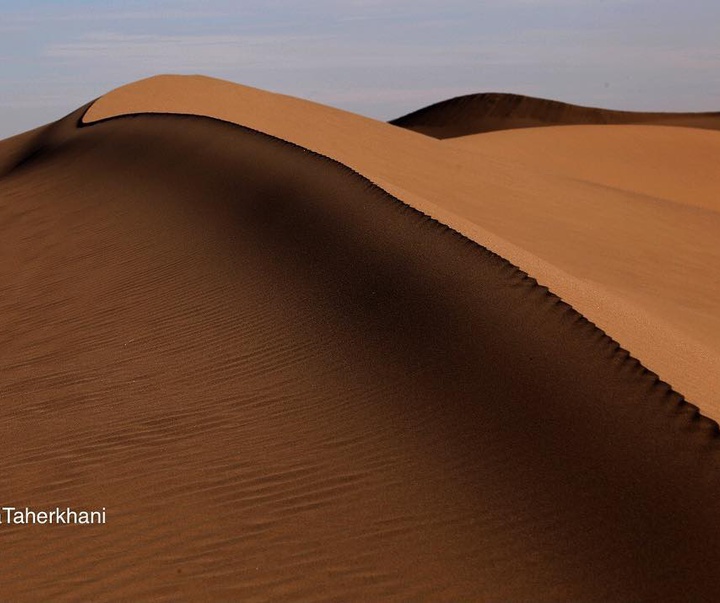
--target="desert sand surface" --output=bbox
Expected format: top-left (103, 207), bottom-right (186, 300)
top-left (448, 124), bottom-right (720, 212)
top-left (85, 75), bottom-right (720, 419)
top-left (390, 91), bottom-right (720, 138)
top-left (0, 76), bottom-right (718, 600)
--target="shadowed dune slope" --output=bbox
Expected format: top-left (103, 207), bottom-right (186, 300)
top-left (84, 75), bottom-right (720, 421)
top-left (390, 92), bottom-right (720, 138)
top-left (1, 108), bottom-right (720, 601)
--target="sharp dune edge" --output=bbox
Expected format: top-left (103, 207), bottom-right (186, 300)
top-left (0, 77), bottom-right (717, 600)
top-left (84, 75), bottom-right (720, 419)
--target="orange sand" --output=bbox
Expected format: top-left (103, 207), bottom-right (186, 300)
top-left (1, 76), bottom-right (718, 600)
top-left (85, 75), bottom-right (720, 419)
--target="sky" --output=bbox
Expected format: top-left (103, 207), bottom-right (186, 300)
top-left (1, 0), bottom-right (719, 138)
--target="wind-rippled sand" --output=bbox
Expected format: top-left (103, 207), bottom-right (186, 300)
top-left (0, 76), bottom-right (719, 601)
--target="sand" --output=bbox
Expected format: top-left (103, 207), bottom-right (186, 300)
top-left (0, 76), bottom-right (718, 600)
top-left (390, 91), bottom-right (720, 137)
top-left (84, 75), bottom-right (720, 419)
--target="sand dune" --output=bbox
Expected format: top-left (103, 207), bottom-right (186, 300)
top-left (390, 92), bottom-right (720, 138)
top-left (1, 77), bottom-right (719, 600)
top-left (446, 124), bottom-right (720, 407)
top-left (84, 75), bottom-right (720, 419)
top-left (448, 124), bottom-right (720, 212)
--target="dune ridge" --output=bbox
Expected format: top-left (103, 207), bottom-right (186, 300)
top-left (389, 92), bottom-right (720, 138)
top-left (1, 105), bottom-right (720, 599)
top-left (82, 75), bottom-right (720, 419)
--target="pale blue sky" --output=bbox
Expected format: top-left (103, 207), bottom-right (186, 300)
top-left (1, 0), bottom-right (719, 138)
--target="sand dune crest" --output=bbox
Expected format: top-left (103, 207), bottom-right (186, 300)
top-left (83, 75), bottom-right (720, 419)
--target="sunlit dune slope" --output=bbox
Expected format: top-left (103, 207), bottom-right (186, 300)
top-left (448, 124), bottom-right (720, 212)
top-left (389, 92), bottom-right (720, 138)
top-left (83, 74), bottom-right (720, 419)
top-left (446, 124), bottom-right (720, 383)
top-left (1, 106), bottom-right (719, 601)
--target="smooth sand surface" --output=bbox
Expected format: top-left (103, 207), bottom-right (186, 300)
top-left (84, 75), bottom-right (720, 419)
top-left (448, 124), bottom-right (720, 212)
top-left (1, 101), bottom-right (720, 601)
top-left (390, 92), bottom-right (720, 138)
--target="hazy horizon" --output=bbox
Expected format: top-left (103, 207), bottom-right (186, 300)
top-left (1, 0), bottom-right (719, 138)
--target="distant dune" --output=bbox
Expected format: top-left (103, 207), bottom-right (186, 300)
top-left (1, 76), bottom-right (719, 600)
top-left (389, 92), bottom-right (720, 137)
